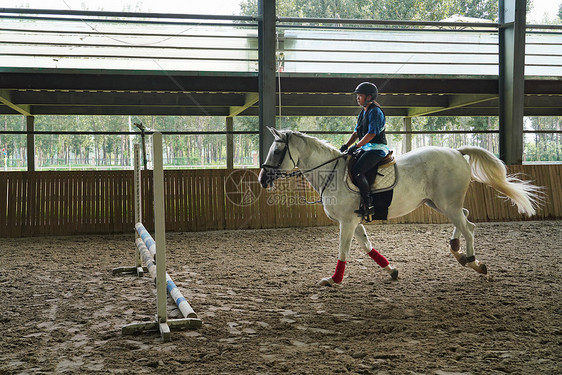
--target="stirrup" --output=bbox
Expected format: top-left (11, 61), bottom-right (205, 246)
top-left (357, 211), bottom-right (374, 223)
top-left (354, 204), bottom-right (375, 216)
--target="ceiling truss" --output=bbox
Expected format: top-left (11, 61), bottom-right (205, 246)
top-left (0, 73), bottom-right (561, 118)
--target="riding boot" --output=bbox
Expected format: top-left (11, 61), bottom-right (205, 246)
top-left (354, 174), bottom-right (375, 217)
top-left (358, 192), bottom-right (375, 214)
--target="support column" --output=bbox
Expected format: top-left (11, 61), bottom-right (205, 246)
top-left (499, 0), bottom-right (526, 165)
top-left (226, 116), bottom-right (234, 169)
top-left (258, 0), bottom-right (276, 165)
top-left (26, 116), bottom-right (35, 172)
top-left (402, 117), bottom-right (412, 153)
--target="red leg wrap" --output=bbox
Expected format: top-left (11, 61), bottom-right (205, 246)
top-left (368, 248), bottom-right (389, 268)
top-left (331, 260), bottom-right (347, 284)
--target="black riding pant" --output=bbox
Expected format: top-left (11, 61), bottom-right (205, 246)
top-left (352, 150), bottom-right (384, 203)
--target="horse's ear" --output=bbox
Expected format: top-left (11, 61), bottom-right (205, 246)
top-left (268, 126), bottom-right (282, 140)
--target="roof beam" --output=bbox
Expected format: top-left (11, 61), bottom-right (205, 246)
top-left (9, 90), bottom-right (246, 107)
top-left (407, 94), bottom-right (497, 117)
top-left (229, 92), bottom-right (259, 117)
top-left (26, 106), bottom-right (230, 116)
top-left (0, 89), bottom-right (32, 116)
top-left (240, 107), bottom-right (409, 117)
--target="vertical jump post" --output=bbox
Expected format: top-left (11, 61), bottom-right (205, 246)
top-left (153, 131), bottom-right (168, 335)
top-left (134, 143), bottom-right (144, 276)
top-left (111, 143), bottom-right (146, 276)
top-left (113, 132), bottom-right (201, 342)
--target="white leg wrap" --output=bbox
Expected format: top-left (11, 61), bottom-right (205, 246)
top-left (318, 277), bottom-right (336, 287)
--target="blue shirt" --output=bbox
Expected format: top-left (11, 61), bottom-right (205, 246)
top-left (354, 105), bottom-right (389, 156)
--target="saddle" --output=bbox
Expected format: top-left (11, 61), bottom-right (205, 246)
top-left (346, 150), bottom-right (397, 192)
top-left (345, 151), bottom-right (397, 222)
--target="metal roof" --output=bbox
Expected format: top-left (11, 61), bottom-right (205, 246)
top-left (1, 9), bottom-right (561, 117)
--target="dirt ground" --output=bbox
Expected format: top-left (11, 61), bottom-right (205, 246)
top-left (0, 221), bottom-right (560, 374)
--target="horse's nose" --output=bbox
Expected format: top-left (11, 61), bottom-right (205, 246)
top-left (258, 168), bottom-right (277, 188)
top-left (258, 168), bottom-right (269, 188)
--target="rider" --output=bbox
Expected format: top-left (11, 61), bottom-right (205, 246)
top-left (340, 82), bottom-right (389, 217)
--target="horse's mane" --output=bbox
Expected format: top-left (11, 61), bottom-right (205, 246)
top-left (282, 129), bottom-right (340, 154)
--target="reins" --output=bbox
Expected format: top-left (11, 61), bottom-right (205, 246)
top-left (282, 153), bottom-right (346, 179)
top-left (302, 156), bottom-right (342, 204)
top-left (278, 154), bottom-right (344, 205)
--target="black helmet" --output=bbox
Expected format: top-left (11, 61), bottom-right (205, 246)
top-left (353, 82), bottom-right (378, 100)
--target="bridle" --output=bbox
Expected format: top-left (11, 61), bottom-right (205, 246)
top-left (260, 132), bottom-right (347, 203)
top-left (260, 132), bottom-right (298, 173)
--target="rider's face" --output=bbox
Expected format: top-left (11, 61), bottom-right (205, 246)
top-left (356, 93), bottom-right (369, 107)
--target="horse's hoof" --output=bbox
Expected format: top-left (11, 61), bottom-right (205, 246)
top-left (468, 261), bottom-right (487, 274)
top-left (478, 263), bottom-right (488, 275)
top-left (451, 250), bottom-right (468, 266)
top-left (318, 277), bottom-right (336, 287)
top-left (390, 269), bottom-right (399, 281)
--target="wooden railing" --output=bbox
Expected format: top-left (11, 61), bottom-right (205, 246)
top-left (0, 165), bottom-right (559, 237)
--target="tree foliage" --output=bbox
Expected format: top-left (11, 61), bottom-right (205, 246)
top-left (0, 0), bottom-right (559, 169)
top-left (241, 0), bottom-right (498, 21)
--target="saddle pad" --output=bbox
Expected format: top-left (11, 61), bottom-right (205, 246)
top-left (345, 163), bottom-right (398, 193)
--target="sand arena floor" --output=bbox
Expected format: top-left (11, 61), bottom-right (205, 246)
top-left (0, 221), bottom-right (560, 374)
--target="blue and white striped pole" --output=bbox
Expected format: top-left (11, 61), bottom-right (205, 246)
top-left (135, 222), bottom-right (197, 319)
top-left (166, 274), bottom-right (197, 318)
top-left (135, 222), bottom-right (156, 259)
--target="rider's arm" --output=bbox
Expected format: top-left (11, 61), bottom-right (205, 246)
top-left (343, 132), bottom-right (358, 148)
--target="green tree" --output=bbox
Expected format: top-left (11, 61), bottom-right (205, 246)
top-left (237, 0), bottom-right (516, 161)
top-left (240, 0), bottom-right (499, 21)
top-left (525, 116), bottom-right (561, 162)
top-left (0, 115), bottom-right (27, 169)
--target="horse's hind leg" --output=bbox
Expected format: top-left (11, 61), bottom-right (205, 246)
top-left (354, 224), bottom-right (398, 280)
top-left (450, 208), bottom-right (469, 266)
top-left (447, 208), bottom-right (487, 274)
top-left (426, 202), bottom-right (470, 267)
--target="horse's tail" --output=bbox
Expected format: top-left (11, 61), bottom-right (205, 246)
top-left (457, 146), bottom-right (543, 217)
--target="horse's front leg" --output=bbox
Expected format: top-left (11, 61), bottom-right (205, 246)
top-left (354, 224), bottom-right (398, 280)
top-left (318, 221), bottom-right (355, 287)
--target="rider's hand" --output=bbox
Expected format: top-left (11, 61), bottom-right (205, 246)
top-left (348, 145), bottom-right (359, 154)
top-left (339, 144), bottom-right (348, 153)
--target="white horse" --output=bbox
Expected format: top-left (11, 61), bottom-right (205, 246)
top-left (258, 128), bottom-right (542, 286)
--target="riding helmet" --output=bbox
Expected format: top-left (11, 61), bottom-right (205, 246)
top-left (353, 82), bottom-right (378, 100)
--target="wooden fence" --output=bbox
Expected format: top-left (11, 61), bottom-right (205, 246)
top-left (0, 165), bottom-right (560, 237)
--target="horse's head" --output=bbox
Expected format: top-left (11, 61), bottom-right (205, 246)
top-left (258, 127), bottom-right (298, 188)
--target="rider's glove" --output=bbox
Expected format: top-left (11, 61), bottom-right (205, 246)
top-left (348, 145), bottom-right (359, 154)
top-left (339, 144), bottom-right (348, 153)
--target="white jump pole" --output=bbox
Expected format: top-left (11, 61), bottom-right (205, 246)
top-left (134, 144), bottom-right (144, 275)
top-left (152, 131), bottom-right (168, 335)
top-left (116, 132), bottom-right (201, 341)
top-left (112, 144), bottom-right (147, 276)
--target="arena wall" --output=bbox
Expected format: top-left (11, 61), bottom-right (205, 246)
top-left (0, 165), bottom-right (559, 237)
